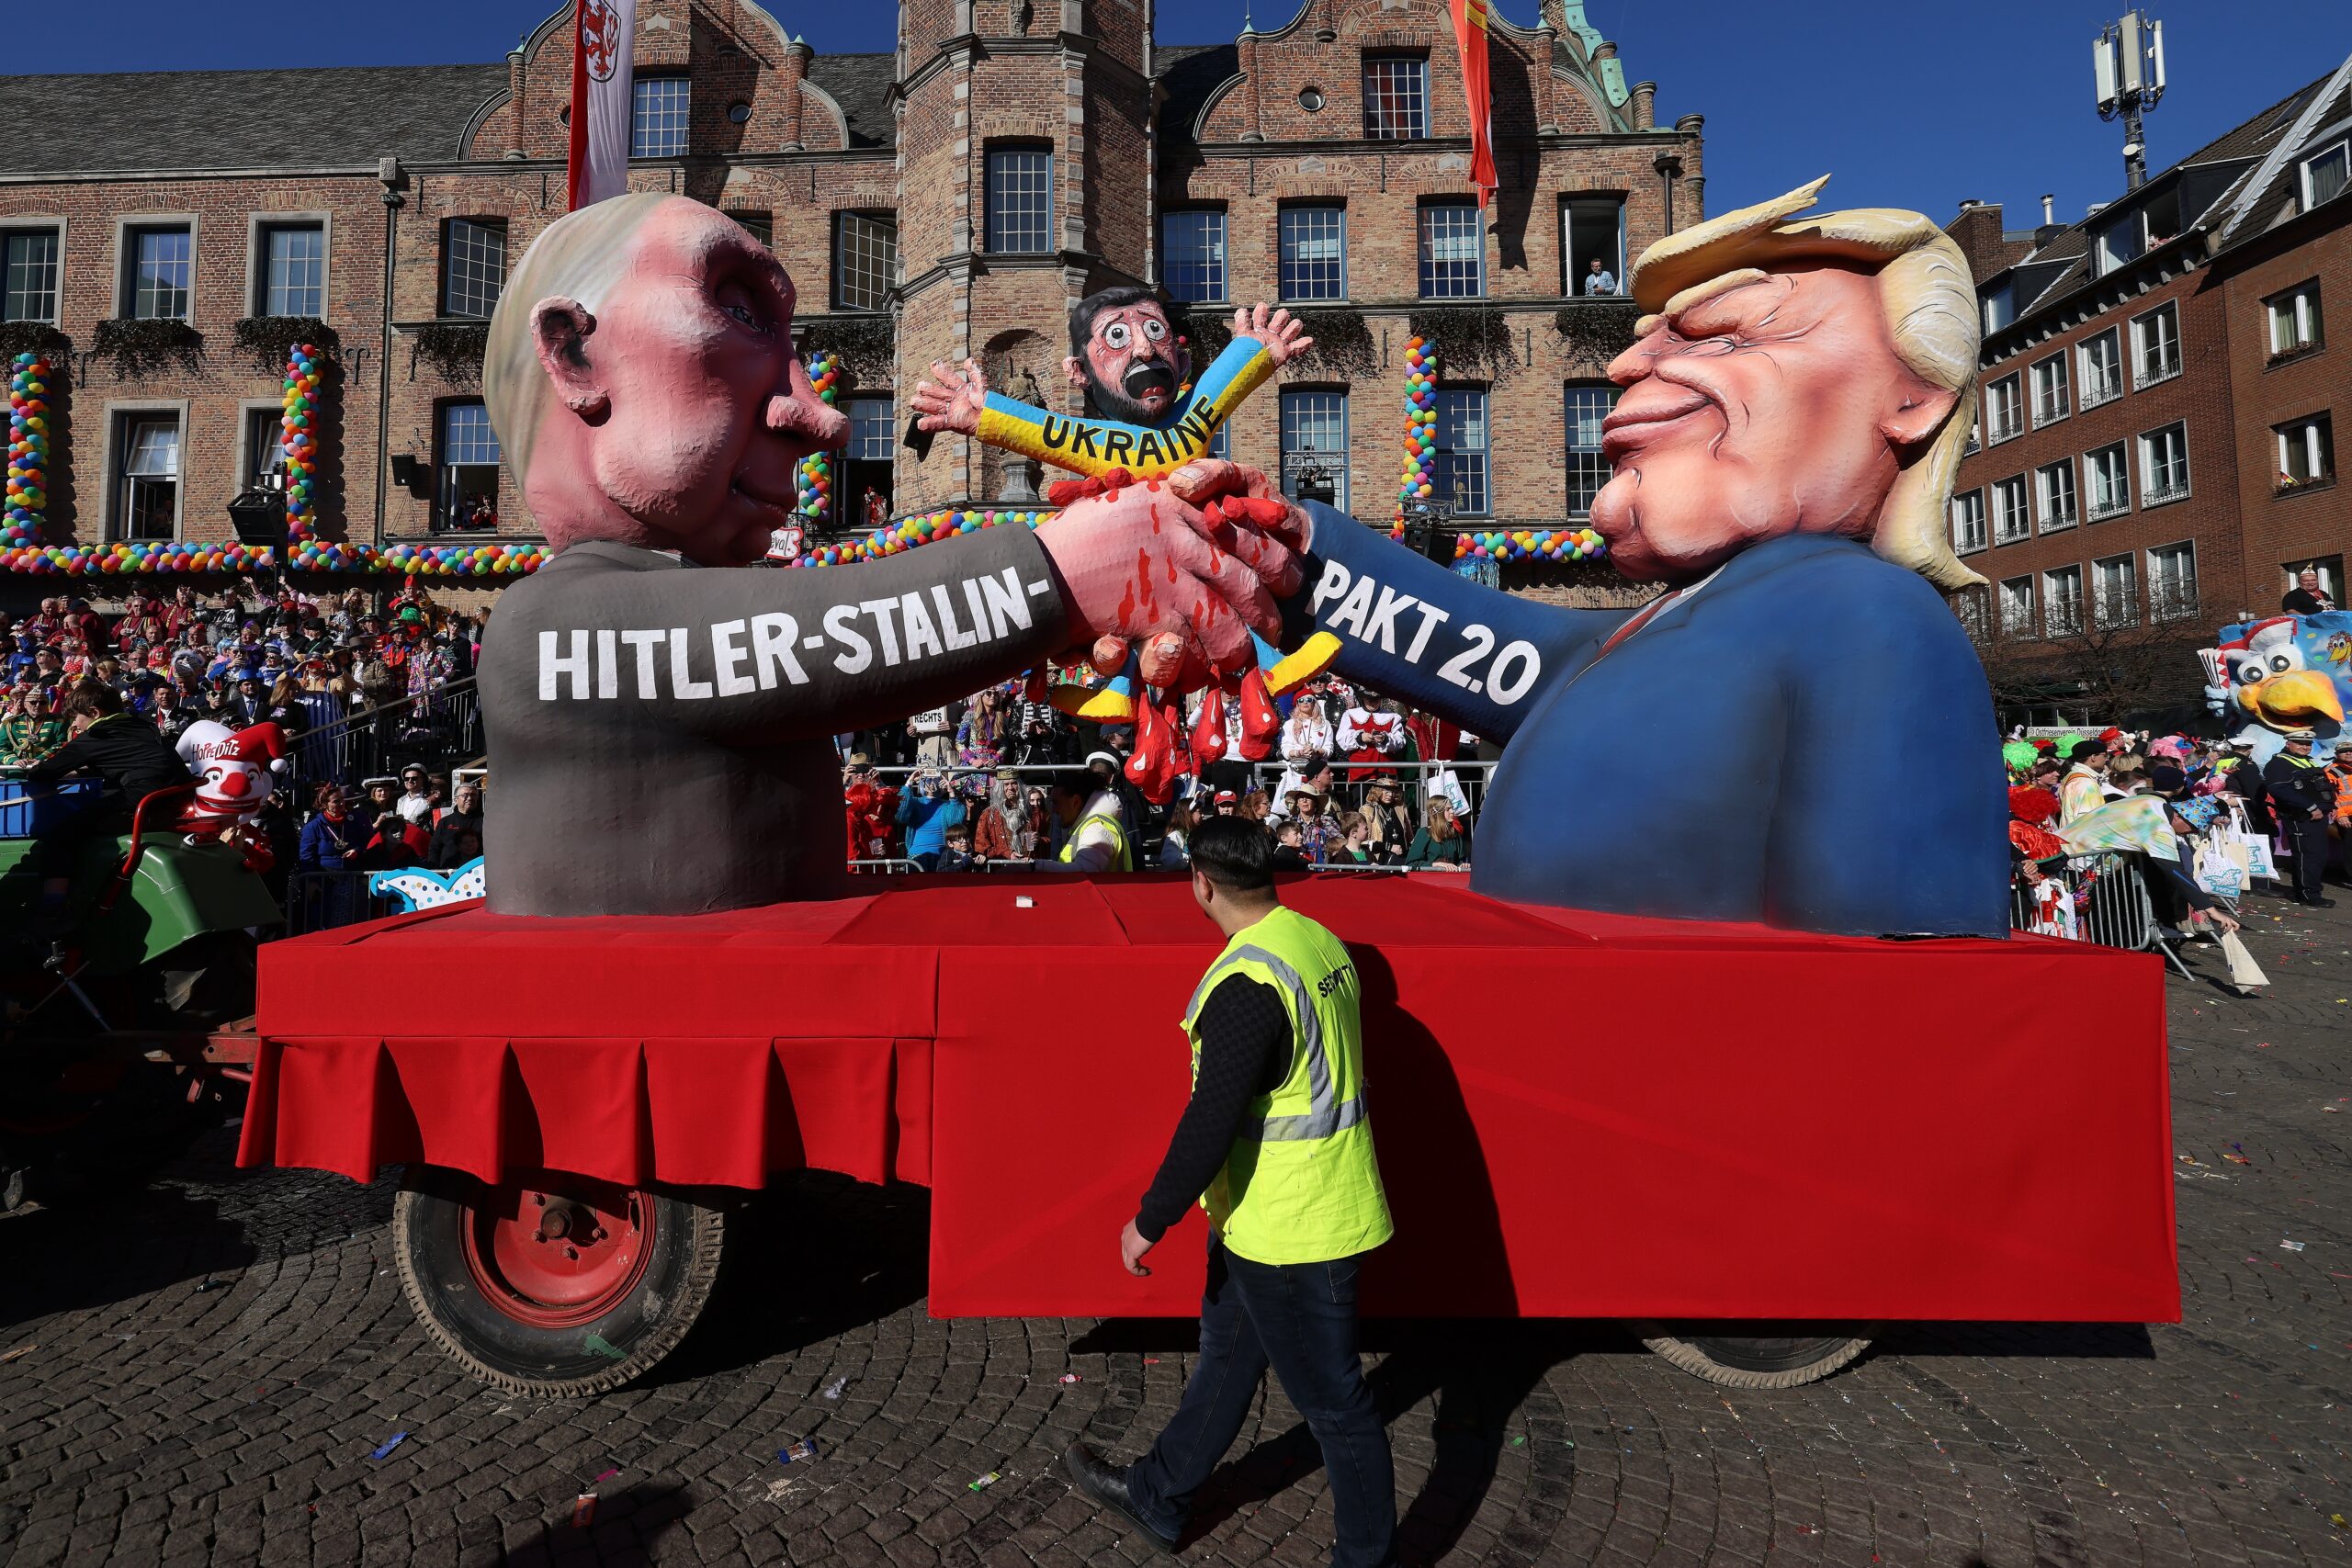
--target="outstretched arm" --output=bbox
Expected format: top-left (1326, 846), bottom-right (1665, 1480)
top-left (1286, 501), bottom-right (1631, 747)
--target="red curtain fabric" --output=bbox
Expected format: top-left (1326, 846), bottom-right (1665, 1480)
top-left (239, 875), bottom-right (2177, 1324)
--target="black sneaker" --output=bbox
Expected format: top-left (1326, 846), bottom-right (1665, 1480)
top-left (1062, 1441), bottom-right (1178, 1556)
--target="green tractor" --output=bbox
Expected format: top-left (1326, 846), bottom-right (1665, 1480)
top-left (0, 779), bottom-right (281, 1211)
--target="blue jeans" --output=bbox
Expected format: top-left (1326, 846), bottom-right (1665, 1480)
top-left (1126, 1237), bottom-right (1396, 1568)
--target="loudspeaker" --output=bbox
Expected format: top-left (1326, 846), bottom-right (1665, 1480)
top-left (226, 488), bottom-right (288, 550)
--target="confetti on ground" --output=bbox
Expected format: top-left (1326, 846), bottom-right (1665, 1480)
top-left (968, 1471), bottom-right (1001, 1492)
top-left (821, 1376), bottom-right (849, 1399)
top-left (2281, 1240), bottom-right (2307, 1252)
top-left (0, 1344), bottom-right (34, 1365)
top-left (1057, 1373), bottom-right (1081, 1384)
top-left (778, 1438), bottom-right (818, 1464)
top-left (592, 1468), bottom-right (618, 1484)
top-left (370, 1433), bottom-right (407, 1461)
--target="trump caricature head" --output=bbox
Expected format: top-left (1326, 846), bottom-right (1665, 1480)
top-left (1593, 177), bottom-right (1982, 591)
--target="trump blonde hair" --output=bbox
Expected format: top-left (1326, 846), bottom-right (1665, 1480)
top-left (1627, 176), bottom-right (1984, 591)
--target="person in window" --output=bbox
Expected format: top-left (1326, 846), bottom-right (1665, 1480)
top-left (1582, 254), bottom-right (1619, 296)
top-left (2281, 567), bottom-right (2335, 615)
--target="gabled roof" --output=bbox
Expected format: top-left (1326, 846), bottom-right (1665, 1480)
top-left (1157, 43), bottom-right (1239, 143)
top-left (806, 52), bottom-right (894, 150)
top-left (0, 64), bottom-right (510, 175)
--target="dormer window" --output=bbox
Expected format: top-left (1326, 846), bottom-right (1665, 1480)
top-left (1982, 280), bottom-right (2016, 333)
top-left (2304, 139), bottom-right (2349, 209)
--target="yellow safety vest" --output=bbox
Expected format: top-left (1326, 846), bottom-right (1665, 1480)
top-left (1182, 905), bottom-right (1393, 1266)
top-left (1057, 808), bottom-right (1133, 871)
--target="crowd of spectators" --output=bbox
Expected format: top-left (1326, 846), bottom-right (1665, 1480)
top-left (1, 581), bottom-right (487, 911)
top-left (837, 671), bottom-right (1488, 875)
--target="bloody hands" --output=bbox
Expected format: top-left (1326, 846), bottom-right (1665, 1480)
top-left (1236, 303), bottom-right (1315, 369)
top-left (1033, 467), bottom-right (1304, 694)
top-left (908, 357), bottom-right (989, 436)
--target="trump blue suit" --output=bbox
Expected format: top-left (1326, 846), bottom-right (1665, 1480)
top-left (1293, 506), bottom-right (2009, 936)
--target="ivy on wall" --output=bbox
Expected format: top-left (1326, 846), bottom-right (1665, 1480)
top-left (798, 313), bottom-right (896, 387)
top-left (1408, 306), bottom-right (1518, 383)
top-left (233, 316), bottom-right (339, 377)
top-left (409, 321), bottom-right (490, 381)
top-left (0, 323), bottom-right (70, 362)
top-left (1554, 300), bottom-right (1643, 367)
top-left (1287, 307), bottom-right (1378, 381)
top-left (92, 318), bottom-right (203, 379)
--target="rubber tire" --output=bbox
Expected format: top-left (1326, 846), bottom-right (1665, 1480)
top-left (393, 1171), bottom-right (726, 1398)
top-left (1638, 1330), bottom-right (1873, 1390)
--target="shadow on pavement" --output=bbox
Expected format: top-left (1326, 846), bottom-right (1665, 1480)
top-left (0, 1182), bottom-right (260, 1329)
top-left (503, 1481), bottom-right (695, 1568)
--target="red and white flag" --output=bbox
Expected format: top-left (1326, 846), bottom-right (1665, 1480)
top-left (567, 0), bottom-right (635, 210)
top-left (1449, 0), bottom-right (1498, 209)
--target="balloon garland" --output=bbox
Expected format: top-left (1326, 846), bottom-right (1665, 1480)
top-left (796, 349), bottom-right (841, 526)
top-left (280, 343), bottom-right (324, 544)
top-left (1396, 336), bottom-right (1438, 518)
top-left (2, 538), bottom-right (549, 577)
top-left (786, 507), bottom-right (1056, 568)
top-left (1446, 525), bottom-right (1608, 564)
top-left (6, 353), bottom-right (51, 549)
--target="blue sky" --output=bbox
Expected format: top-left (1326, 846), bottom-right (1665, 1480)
top-left (18, 2), bottom-right (2352, 228)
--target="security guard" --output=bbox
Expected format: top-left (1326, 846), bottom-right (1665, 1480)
top-left (1064, 815), bottom-right (1396, 1565)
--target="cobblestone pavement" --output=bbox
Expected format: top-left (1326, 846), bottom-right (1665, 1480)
top-left (4, 899), bottom-right (2347, 1568)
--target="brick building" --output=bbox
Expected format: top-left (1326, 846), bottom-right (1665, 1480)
top-left (0, 0), bottom-right (1702, 605)
top-left (1941, 50), bottom-right (2352, 722)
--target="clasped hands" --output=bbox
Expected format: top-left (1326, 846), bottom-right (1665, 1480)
top-left (1032, 459), bottom-right (1315, 695)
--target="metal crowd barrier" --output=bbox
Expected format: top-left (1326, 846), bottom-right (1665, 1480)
top-left (288, 678), bottom-right (482, 793)
top-left (282, 868), bottom-right (400, 935)
top-left (854, 758), bottom-right (1497, 814)
top-left (2010, 852), bottom-right (2194, 978)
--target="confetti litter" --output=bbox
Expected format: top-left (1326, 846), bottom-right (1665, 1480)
top-left (1057, 1373), bottom-right (1082, 1384)
top-left (194, 1279), bottom-right (225, 1292)
top-left (1510, 1435), bottom-right (1525, 1447)
top-left (592, 1468), bottom-right (618, 1484)
top-left (778, 1438), bottom-right (819, 1464)
top-left (2281, 1240), bottom-right (2307, 1252)
top-left (2223, 1153), bottom-right (2253, 1165)
top-left (763, 1478), bottom-right (797, 1504)
top-left (582, 1335), bottom-right (627, 1360)
top-left (968, 1471), bottom-right (1001, 1492)
top-left (1143, 1358), bottom-right (1161, 1365)
top-left (370, 1433), bottom-right (407, 1461)
top-left (821, 1377), bottom-right (849, 1400)
top-left (571, 1495), bottom-right (596, 1528)
top-left (0, 1344), bottom-right (34, 1365)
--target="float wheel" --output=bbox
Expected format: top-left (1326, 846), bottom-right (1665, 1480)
top-left (393, 1168), bottom-right (726, 1398)
top-left (1635, 1325), bottom-right (1874, 1390)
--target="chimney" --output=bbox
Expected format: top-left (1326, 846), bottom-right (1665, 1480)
top-left (1629, 80), bottom-right (1656, 131)
top-left (780, 35), bottom-right (812, 152)
top-left (1943, 202), bottom-right (2010, 284)
top-left (504, 48), bottom-right (526, 159)
top-left (2041, 192), bottom-right (2055, 224)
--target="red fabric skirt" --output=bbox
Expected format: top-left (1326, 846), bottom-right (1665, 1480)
top-left (239, 876), bottom-right (2177, 1324)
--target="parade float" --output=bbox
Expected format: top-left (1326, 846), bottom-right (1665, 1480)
top-left (231, 187), bottom-right (2176, 1397)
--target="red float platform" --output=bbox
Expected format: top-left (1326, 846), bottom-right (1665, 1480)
top-left (238, 874), bottom-right (2178, 1325)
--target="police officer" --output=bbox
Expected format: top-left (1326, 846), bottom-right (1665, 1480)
top-left (2264, 729), bottom-right (2335, 907)
top-left (1064, 815), bottom-right (1396, 1565)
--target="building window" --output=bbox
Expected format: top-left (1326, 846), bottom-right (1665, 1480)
top-left (831, 211), bottom-right (898, 311)
top-left (2094, 210), bottom-right (2144, 276)
top-left (2036, 459), bottom-right (2077, 532)
top-left (2030, 353), bottom-right (2070, 425)
top-left (2275, 412), bottom-right (2335, 491)
top-left (1279, 205), bottom-right (1347, 302)
top-left (1279, 389), bottom-right (1349, 512)
top-left (1983, 281), bottom-right (2016, 333)
top-left (2077, 328), bottom-right (2122, 409)
top-left (1564, 199), bottom-right (1623, 294)
top-left (441, 219), bottom-right (506, 319)
top-left (1954, 584), bottom-right (1991, 641)
top-left (1998, 575), bottom-right (2035, 637)
top-left (1206, 422), bottom-right (1231, 459)
top-left (2302, 138), bottom-right (2349, 209)
top-left (2084, 442), bottom-right (2131, 520)
top-left (1991, 473), bottom-right (2030, 543)
top-left (1985, 373), bottom-right (2023, 444)
top-left (630, 75), bottom-right (691, 158)
top-left (1161, 210), bottom-right (1227, 304)
top-left (1362, 55), bottom-right (1427, 140)
top-left (2, 229), bottom-right (60, 323)
top-left (2148, 541), bottom-right (2198, 621)
top-left (1951, 489), bottom-right (1986, 554)
top-left (1418, 201), bottom-right (1484, 299)
top-left (115, 413), bottom-right (179, 542)
top-left (2131, 300), bottom-right (2180, 388)
top-left (838, 395), bottom-right (897, 525)
top-left (2043, 565), bottom-right (2084, 636)
top-left (125, 224), bottom-right (191, 321)
top-left (436, 400), bottom-right (503, 532)
top-left (1431, 389), bottom-right (1489, 516)
top-left (2093, 553), bottom-right (2138, 628)
top-left (843, 396), bottom-right (894, 460)
top-left (2267, 281), bottom-right (2323, 357)
top-left (243, 407), bottom-right (284, 491)
top-left (2282, 557), bottom-right (2342, 604)
top-left (984, 147), bottom-right (1054, 255)
top-left (1565, 385), bottom-right (1616, 519)
top-left (730, 210), bottom-right (774, 249)
top-left (257, 221), bottom-right (324, 317)
top-left (2138, 421), bottom-right (2189, 505)
top-left (1963, 408), bottom-right (1980, 455)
